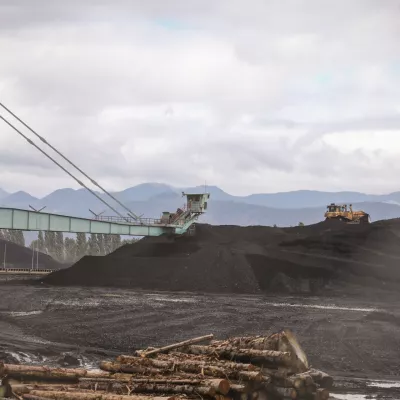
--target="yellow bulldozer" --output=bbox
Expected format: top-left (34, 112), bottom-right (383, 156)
top-left (324, 203), bottom-right (370, 224)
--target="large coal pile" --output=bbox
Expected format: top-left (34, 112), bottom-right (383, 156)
top-left (44, 225), bottom-right (264, 293)
top-left (0, 239), bottom-right (62, 270)
top-left (44, 219), bottom-right (400, 293)
top-left (277, 219), bottom-right (400, 287)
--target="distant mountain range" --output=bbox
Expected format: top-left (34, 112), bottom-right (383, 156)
top-left (1, 183), bottom-right (400, 226)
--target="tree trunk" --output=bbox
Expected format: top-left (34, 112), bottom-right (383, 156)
top-left (116, 355), bottom-right (257, 372)
top-left (4, 364), bottom-right (121, 382)
top-left (228, 384), bottom-right (248, 393)
top-left (270, 386), bottom-right (297, 399)
top-left (211, 334), bottom-right (280, 351)
top-left (273, 373), bottom-right (313, 389)
top-left (28, 390), bottom-right (177, 400)
top-left (79, 378), bottom-right (229, 396)
top-left (308, 369), bottom-right (333, 389)
top-left (13, 384), bottom-right (77, 395)
top-left (181, 345), bottom-right (291, 366)
top-left (237, 371), bottom-right (268, 383)
top-left (23, 395), bottom-right (52, 400)
top-left (79, 381), bottom-right (217, 397)
top-left (102, 360), bottom-right (259, 381)
top-left (315, 388), bottom-right (329, 400)
top-left (140, 335), bottom-right (214, 358)
top-left (4, 364), bottom-right (88, 381)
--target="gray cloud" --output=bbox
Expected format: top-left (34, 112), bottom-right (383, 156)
top-left (0, 0), bottom-right (399, 197)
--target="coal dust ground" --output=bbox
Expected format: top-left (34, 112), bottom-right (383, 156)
top-left (1, 280), bottom-right (400, 398)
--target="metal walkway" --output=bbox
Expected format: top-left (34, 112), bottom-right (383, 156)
top-left (0, 193), bottom-right (210, 236)
top-left (0, 268), bottom-right (54, 275)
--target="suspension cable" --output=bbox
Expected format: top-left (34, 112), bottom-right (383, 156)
top-left (0, 114), bottom-right (130, 221)
top-left (0, 102), bottom-right (140, 221)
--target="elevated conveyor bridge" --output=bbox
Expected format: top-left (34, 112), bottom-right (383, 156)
top-left (0, 193), bottom-right (210, 236)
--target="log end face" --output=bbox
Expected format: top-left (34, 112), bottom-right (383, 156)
top-left (216, 379), bottom-right (230, 395)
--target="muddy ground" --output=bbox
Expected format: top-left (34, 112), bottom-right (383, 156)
top-left (1, 279), bottom-right (400, 398)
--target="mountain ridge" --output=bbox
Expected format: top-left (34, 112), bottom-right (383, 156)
top-left (1, 183), bottom-right (400, 226)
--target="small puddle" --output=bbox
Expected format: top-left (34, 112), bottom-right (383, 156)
top-left (4, 311), bottom-right (43, 317)
top-left (51, 300), bottom-right (100, 307)
top-left (263, 302), bottom-right (378, 312)
top-left (145, 294), bottom-right (198, 304)
top-left (333, 394), bottom-right (368, 400)
top-left (368, 381), bottom-right (400, 388)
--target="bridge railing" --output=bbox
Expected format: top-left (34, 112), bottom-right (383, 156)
top-left (94, 215), bottom-right (162, 225)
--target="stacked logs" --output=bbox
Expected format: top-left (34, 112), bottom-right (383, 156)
top-left (0, 330), bottom-right (333, 400)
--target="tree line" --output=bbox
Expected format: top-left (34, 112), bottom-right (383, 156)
top-left (0, 230), bottom-right (136, 263)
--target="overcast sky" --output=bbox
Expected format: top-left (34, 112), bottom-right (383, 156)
top-left (0, 0), bottom-right (400, 197)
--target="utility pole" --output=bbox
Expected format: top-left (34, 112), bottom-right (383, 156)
top-left (31, 243), bottom-right (34, 270)
top-left (3, 243), bottom-right (6, 270)
top-left (29, 205), bottom-right (46, 270)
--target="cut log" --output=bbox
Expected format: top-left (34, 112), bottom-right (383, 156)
top-left (308, 369), bottom-right (333, 389)
top-left (101, 362), bottom-right (163, 375)
top-left (290, 373), bottom-right (313, 387)
top-left (4, 364), bottom-right (89, 381)
top-left (80, 381), bottom-right (217, 397)
top-left (256, 390), bottom-right (270, 400)
top-left (28, 390), bottom-right (177, 400)
top-left (260, 368), bottom-right (288, 380)
top-left (212, 334), bottom-right (280, 351)
top-left (295, 386), bottom-right (306, 397)
top-left (23, 395), bottom-right (52, 400)
top-left (116, 355), bottom-right (257, 372)
top-left (180, 345), bottom-right (291, 366)
top-left (306, 383), bottom-right (317, 395)
top-left (276, 330), bottom-right (308, 373)
top-left (140, 335), bottom-right (214, 358)
top-left (237, 371), bottom-right (269, 383)
top-left (13, 384), bottom-right (77, 395)
top-left (228, 384), bottom-right (248, 393)
top-left (79, 377), bottom-right (229, 395)
top-left (102, 360), bottom-right (258, 381)
top-left (314, 388), bottom-right (329, 400)
top-left (0, 361), bottom-right (5, 376)
top-left (274, 373), bottom-right (313, 389)
top-left (274, 376), bottom-right (304, 389)
top-left (271, 386), bottom-right (297, 399)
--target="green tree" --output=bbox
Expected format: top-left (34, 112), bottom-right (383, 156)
top-left (111, 235), bottom-right (121, 252)
top-left (5, 230), bottom-right (15, 243)
top-left (298, 222), bottom-right (305, 227)
top-left (104, 234), bottom-right (113, 255)
top-left (11, 230), bottom-right (25, 246)
top-left (55, 232), bottom-right (64, 262)
top-left (38, 231), bottom-right (45, 252)
top-left (75, 233), bottom-right (87, 260)
top-left (44, 231), bottom-right (56, 256)
top-left (87, 233), bottom-right (98, 256)
top-left (64, 237), bottom-right (76, 262)
top-left (96, 234), bottom-right (105, 256)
